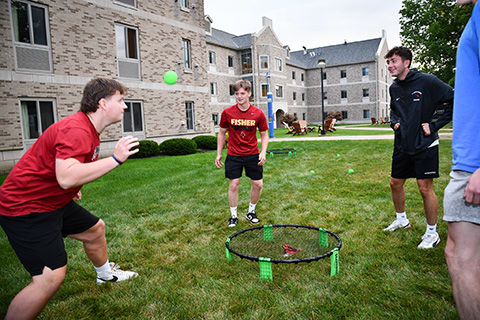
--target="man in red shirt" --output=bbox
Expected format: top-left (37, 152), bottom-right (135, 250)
top-left (0, 78), bottom-right (139, 319)
top-left (215, 80), bottom-right (269, 227)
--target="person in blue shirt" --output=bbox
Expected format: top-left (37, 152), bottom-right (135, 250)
top-left (444, 0), bottom-right (480, 318)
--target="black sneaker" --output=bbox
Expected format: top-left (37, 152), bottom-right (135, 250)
top-left (228, 217), bottom-right (238, 227)
top-left (246, 211), bottom-right (259, 224)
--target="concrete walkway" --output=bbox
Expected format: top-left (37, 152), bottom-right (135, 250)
top-left (266, 125), bottom-right (453, 142)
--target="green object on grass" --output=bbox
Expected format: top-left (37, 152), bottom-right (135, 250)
top-left (225, 238), bottom-right (232, 260)
top-left (319, 228), bottom-right (328, 247)
top-left (259, 257), bottom-right (273, 282)
top-left (330, 248), bottom-right (339, 276)
top-left (270, 152), bottom-right (274, 157)
top-left (263, 225), bottom-right (273, 241)
top-left (348, 169), bottom-right (354, 174)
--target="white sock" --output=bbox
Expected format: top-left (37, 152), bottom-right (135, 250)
top-left (94, 260), bottom-right (111, 276)
top-left (248, 203), bottom-right (257, 213)
top-left (426, 224), bottom-right (437, 235)
top-left (230, 207), bottom-right (237, 218)
top-left (396, 212), bottom-right (408, 224)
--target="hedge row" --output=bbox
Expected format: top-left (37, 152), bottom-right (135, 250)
top-left (129, 135), bottom-right (218, 158)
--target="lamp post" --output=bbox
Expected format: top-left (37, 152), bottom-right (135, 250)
top-left (266, 72), bottom-right (274, 138)
top-left (317, 59), bottom-right (326, 136)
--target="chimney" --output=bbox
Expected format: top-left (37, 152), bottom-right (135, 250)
top-left (303, 46), bottom-right (307, 55)
top-left (262, 17), bottom-right (273, 29)
top-left (382, 29), bottom-right (387, 39)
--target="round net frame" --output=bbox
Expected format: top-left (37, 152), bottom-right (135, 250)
top-left (225, 224), bottom-right (341, 264)
top-left (266, 148), bottom-right (296, 156)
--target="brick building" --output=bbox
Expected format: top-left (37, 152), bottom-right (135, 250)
top-left (0, 0), bottom-right (393, 173)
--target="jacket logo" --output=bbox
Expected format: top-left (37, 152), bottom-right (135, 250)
top-left (412, 91), bottom-right (422, 101)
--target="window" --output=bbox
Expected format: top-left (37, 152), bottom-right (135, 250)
top-left (185, 101), bottom-right (194, 130)
top-left (302, 93), bottom-right (305, 101)
top-left (115, 24), bottom-right (140, 79)
top-left (341, 91), bottom-right (347, 99)
top-left (180, 0), bottom-right (188, 8)
top-left (301, 73), bottom-right (304, 82)
top-left (209, 51), bottom-right (216, 64)
top-left (293, 92), bottom-right (296, 101)
top-left (342, 111), bottom-right (348, 119)
top-left (363, 89), bottom-right (369, 97)
top-left (260, 56), bottom-right (268, 69)
top-left (229, 84), bottom-right (235, 96)
top-left (210, 82), bottom-right (217, 95)
top-left (182, 39), bottom-right (191, 69)
top-left (275, 85), bottom-right (283, 98)
top-left (362, 67), bottom-right (369, 76)
top-left (228, 55), bottom-right (234, 68)
top-left (323, 71), bottom-right (327, 80)
top-left (212, 113), bottom-right (219, 126)
top-left (241, 49), bottom-right (252, 74)
top-left (10, 0), bottom-right (52, 72)
top-left (115, 0), bottom-right (136, 7)
top-left (20, 99), bottom-right (55, 140)
top-left (274, 58), bottom-right (282, 71)
top-left (302, 113), bottom-right (306, 120)
top-left (323, 92), bottom-right (328, 100)
top-left (340, 70), bottom-right (347, 78)
top-left (292, 71), bottom-right (296, 80)
top-left (123, 101), bottom-right (143, 133)
top-left (261, 84), bottom-right (268, 97)
top-left (363, 110), bottom-right (370, 119)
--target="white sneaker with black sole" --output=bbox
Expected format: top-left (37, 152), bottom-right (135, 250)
top-left (383, 219), bottom-right (411, 232)
top-left (96, 263), bottom-right (138, 284)
top-left (417, 232), bottom-right (440, 249)
top-left (228, 216), bottom-right (238, 227)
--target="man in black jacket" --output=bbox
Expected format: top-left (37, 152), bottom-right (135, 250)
top-left (382, 46), bottom-right (453, 249)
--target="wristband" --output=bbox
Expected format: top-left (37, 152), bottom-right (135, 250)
top-left (112, 154), bottom-right (123, 165)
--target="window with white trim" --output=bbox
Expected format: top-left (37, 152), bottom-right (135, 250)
top-left (260, 55), bottom-right (268, 69)
top-left (209, 51), bottom-right (216, 64)
top-left (182, 39), bottom-right (191, 70)
top-left (114, 0), bottom-right (136, 7)
top-left (362, 67), bottom-right (369, 76)
top-left (115, 24), bottom-right (140, 79)
top-left (20, 98), bottom-right (56, 141)
top-left (363, 89), bottom-right (369, 97)
top-left (180, 0), bottom-right (189, 9)
top-left (123, 101), bottom-right (143, 133)
top-left (274, 58), bottom-right (282, 71)
top-left (210, 82), bottom-right (217, 95)
top-left (186, 101), bottom-right (194, 130)
top-left (275, 85), bottom-right (283, 98)
top-left (10, 0), bottom-right (52, 72)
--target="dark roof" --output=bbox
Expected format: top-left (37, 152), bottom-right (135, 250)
top-left (206, 28), bottom-right (252, 50)
top-left (206, 27), bottom-right (382, 68)
top-left (288, 38), bottom-right (382, 69)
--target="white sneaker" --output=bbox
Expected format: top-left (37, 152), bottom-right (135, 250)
top-left (96, 263), bottom-right (138, 284)
top-left (417, 232), bottom-right (440, 249)
top-left (383, 219), bottom-right (411, 232)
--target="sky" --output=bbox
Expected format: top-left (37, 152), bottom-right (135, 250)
top-left (203, 0), bottom-right (404, 51)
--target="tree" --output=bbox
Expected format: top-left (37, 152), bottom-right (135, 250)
top-left (399, 0), bottom-right (473, 86)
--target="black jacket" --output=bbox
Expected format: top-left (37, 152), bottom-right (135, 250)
top-left (389, 68), bottom-right (453, 155)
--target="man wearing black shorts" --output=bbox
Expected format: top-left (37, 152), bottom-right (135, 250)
top-left (0, 78), bottom-right (139, 319)
top-left (383, 47), bottom-right (453, 249)
top-left (215, 80), bottom-right (269, 227)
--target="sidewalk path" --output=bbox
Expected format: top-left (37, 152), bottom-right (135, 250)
top-left (265, 125), bottom-right (453, 142)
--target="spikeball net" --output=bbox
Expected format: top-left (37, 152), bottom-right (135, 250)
top-left (267, 148), bottom-right (296, 157)
top-left (225, 224), bottom-right (342, 281)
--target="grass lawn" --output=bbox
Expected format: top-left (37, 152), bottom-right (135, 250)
top-left (0, 138), bottom-right (458, 319)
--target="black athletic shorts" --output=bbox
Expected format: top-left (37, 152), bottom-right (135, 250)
top-left (225, 153), bottom-right (263, 180)
top-left (0, 200), bottom-right (99, 277)
top-left (391, 145), bottom-right (439, 179)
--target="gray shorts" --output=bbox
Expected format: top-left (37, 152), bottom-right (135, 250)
top-left (443, 170), bottom-right (480, 224)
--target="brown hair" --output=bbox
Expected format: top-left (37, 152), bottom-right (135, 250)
top-left (80, 78), bottom-right (126, 113)
top-left (232, 79), bottom-right (252, 92)
top-left (385, 46), bottom-right (413, 68)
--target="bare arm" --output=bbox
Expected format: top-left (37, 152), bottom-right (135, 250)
top-left (56, 136), bottom-right (139, 189)
top-left (258, 130), bottom-right (269, 165)
top-left (215, 128), bottom-right (227, 168)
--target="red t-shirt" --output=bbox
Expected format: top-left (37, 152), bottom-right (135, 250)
top-left (0, 112), bottom-right (100, 217)
top-left (220, 104), bottom-right (268, 156)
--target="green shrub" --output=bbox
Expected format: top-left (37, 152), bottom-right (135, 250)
top-left (192, 135), bottom-right (217, 150)
top-left (129, 140), bottom-right (160, 159)
top-left (159, 138), bottom-right (197, 156)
